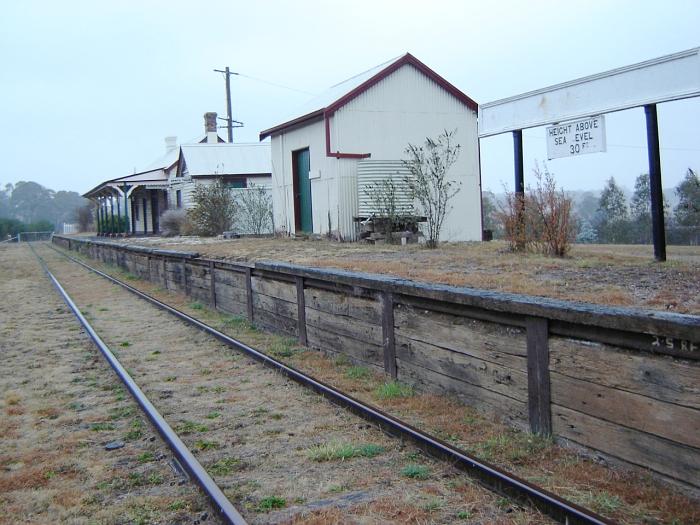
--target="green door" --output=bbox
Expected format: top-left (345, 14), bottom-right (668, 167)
top-left (295, 149), bottom-right (313, 232)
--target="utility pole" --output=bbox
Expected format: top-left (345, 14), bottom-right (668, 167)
top-left (214, 67), bottom-right (244, 143)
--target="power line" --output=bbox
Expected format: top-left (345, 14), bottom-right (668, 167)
top-left (234, 72), bottom-right (318, 96)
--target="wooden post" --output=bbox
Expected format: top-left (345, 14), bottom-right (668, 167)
top-left (245, 267), bottom-right (254, 323)
top-left (147, 255), bottom-right (152, 281)
top-left (644, 104), bottom-right (667, 262)
top-left (526, 317), bottom-right (551, 435)
top-left (162, 258), bottom-right (168, 289)
top-left (381, 292), bottom-right (397, 379)
top-left (183, 260), bottom-right (189, 294)
top-left (296, 276), bottom-right (307, 346)
top-left (209, 261), bottom-right (217, 308)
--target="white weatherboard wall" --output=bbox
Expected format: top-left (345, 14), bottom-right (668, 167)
top-left (270, 63), bottom-right (481, 242)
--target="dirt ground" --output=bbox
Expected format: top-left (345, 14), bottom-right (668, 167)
top-left (106, 236), bottom-right (700, 315)
top-left (32, 243), bottom-right (551, 524)
top-left (58, 242), bottom-right (700, 525)
top-left (0, 244), bottom-right (214, 524)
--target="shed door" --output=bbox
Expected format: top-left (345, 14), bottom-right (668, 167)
top-left (293, 149), bottom-right (312, 233)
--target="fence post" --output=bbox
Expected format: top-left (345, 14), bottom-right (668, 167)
top-left (245, 267), bottom-right (254, 323)
top-left (209, 261), bottom-right (217, 308)
top-left (183, 259), bottom-right (189, 294)
top-left (381, 291), bottom-right (397, 379)
top-left (296, 276), bottom-right (307, 346)
top-left (526, 317), bottom-right (551, 435)
top-left (162, 258), bottom-right (167, 289)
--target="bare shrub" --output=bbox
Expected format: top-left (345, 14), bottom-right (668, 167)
top-left (160, 209), bottom-right (191, 237)
top-left (497, 163), bottom-right (576, 257)
top-left (187, 180), bottom-right (236, 236)
top-left (233, 184), bottom-right (273, 235)
top-left (403, 129), bottom-right (461, 248)
top-left (363, 178), bottom-right (406, 242)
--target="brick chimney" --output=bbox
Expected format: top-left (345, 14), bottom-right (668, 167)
top-left (204, 112), bottom-right (218, 144)
top-left (165, 136), bottom-right (177, 154)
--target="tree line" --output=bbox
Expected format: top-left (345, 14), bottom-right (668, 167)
top-left (483, 167), bottom-right (700, 246)
top-left (0, 181), bottom-right (92, 238)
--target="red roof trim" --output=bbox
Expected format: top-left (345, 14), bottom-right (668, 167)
top-left (259, 53), bottom-right (478, 141)
top-left (259, 109), bottom-right (324, 141)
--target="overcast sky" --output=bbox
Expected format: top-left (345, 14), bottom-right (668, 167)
top-left (2, 0), bottom-right (699, 196)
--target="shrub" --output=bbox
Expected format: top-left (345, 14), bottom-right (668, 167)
top-left (403, 129), bottom-right (462, 248)
top-left (233, 183), bottom-right (273, 235)
top-left (160, 208), bottom-right (191, 237)
top-left (497, 163), bottom-right (576, 256)
top-left (187, 180), bottom-right (236, 236)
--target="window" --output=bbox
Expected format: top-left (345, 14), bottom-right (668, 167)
top-left (176, 190), bottom-right (182, 208)
top-left (225, 180), bottom-right (246, 189)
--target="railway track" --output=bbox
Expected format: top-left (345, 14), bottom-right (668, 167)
top-left (34, 241), bottom-right (613, 525)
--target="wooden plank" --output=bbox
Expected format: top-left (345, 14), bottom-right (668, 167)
top-left (395, 304), bottom-right (528, 363)
top-left (162, 258), bottom-right (167, 289)
top-left (550, 336), bottom-right (700, 409)
top-left (251, 276), bottom-right (297, 303)
top-left (252, 308), bottom-right (297, 336)
top-left (550, 372), bottom-right (700, 448)
top-left (296, 277), bottom-right (307, 346)
top-left (382, 292), bottom-right (397, 379)
top-left (552, 404), bottom-right (700, 488)
top-left (304, 287), bottom-right (381, 324)
top-left (209, 261), bottom-right (216, 308)
top-left (397, 359), bottom-right (529, 429)
top-left (305, 307), bottom-right (383, 346)
top-left (214, 269), bottom-right (246, 289)
top-left (395, 335), bottom-right (529, 402)
top-left (245, 267), bottom-right (253, 322)
top-left (214, 282), bottom-right (249, 306)
top-left (526, 317), bottom-right (551, 435)
top-left (306, 324), bottom-right (385, 368)
top-left (253, 293), bottom-right (298, 320)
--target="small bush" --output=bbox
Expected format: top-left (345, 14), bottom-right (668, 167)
top-left (160, 209), bottom-right (191, 237)
top-left (188, 180), bottom-right (236, 236)
top-left (497, 163), bottom-right (576, 256)
top-left (257, 496), bottom-right (286, 512)
top-left (375, 381), bottom-right (414, 399)
top-left (400, 464), bottom-right (430, 479)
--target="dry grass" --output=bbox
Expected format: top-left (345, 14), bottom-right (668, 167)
top-left (113, 236), bottom-right (700, 314)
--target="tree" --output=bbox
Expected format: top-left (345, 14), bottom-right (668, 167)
top-left (403, 129), bottom-right (461, 248)
top-left (187, 180), bottom-right (236, 236)
top-left (74, 203), bottom-right (95, 232)
top-left (363, 177), bottom-right (405, 242)
top-left (481, 191), bottom-right (501, 238)
top-left (9, 181), bottom-right (55, 224)
top-left (596, 177), bottom-right (629, 243)
top-left (233, 183), bottom-right (274, 235)
top-left (674, 168), bottom-right (700, 227)
top-left (630, 173), bottom-right (652, 244)
top-left (575, 219), bottom-right (597, 244)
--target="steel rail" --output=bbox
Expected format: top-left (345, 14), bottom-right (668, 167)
top-left (29, 244), bottom-right (247, 525)
top-left (45, 243), bottom-right (614, 525)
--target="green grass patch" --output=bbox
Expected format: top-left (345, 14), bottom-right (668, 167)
top-left (147, 472), bottom-right (164, 485)
top-left (256, 496), bottom-right (286, 512)
top-left (205, 411), bottom-right (221, 419)
top-left (478, 432), bottom-right (553, 463)
top-left (209, 457), bottom-right (242, 476)
top-left (90, 422), bottom-right (115, 432)
top-left (177, 420), bottom-right (209, 434)
top-left (109, 406), bottom-right (135, 420)
top-left (165, 375), bottom-right (177, 382)
top-left (168, 500), bottom-right (187, 511)
top-left (400, 464), bottom-right (430, 479)
top-left (457, 510), bottom-right (473, 520)
top-left (190, 301), bottom-right (204, 310)
top-left (375, 381), bottom-right (414, 399)
top-left (345, 366), bottom-right (371, 380)
top-left (119, 341), bottom-right (131, 347)
top-left (307, 441), bottom-right (385, 462)
top-left (124, 419), bottom-right (144, 440)
top-left (195, 440), bottom-right (219, 451)
top-left (137, 452), bottom-right (154, 463)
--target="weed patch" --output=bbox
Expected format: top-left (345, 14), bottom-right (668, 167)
top-left (346, 366), bottom-right (371, 380)
top-left (307, 441), bottom-right (385, 462)
top-left (209, 457), bottom-right (242, 476)
top-left (375, 381), bottom-right (414, 399)
top-left (177, 420), bottom-right (209, 434)
top-left (401, 464), bottom-right (430, 479)
top-left (257, 496), bottom-right (286, 512)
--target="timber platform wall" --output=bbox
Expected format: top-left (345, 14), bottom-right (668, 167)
top-left (53, 236), bottom-right (700, 489)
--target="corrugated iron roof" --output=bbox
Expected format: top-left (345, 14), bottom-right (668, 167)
top-left (259, 53), bottom-right (478, 140)
top-left (180, 143), bottom-right (271, 177)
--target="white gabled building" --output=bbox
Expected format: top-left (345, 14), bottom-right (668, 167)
top-left (260, 53), bottom-right (482, 242)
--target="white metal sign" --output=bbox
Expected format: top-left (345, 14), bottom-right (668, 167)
top-left (546, 115), bottom-right (606, 159)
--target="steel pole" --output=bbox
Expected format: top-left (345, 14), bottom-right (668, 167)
top-left (513, 130), bottom-right (525, 250)
top-left (644, 104), bottom-right (666, 262)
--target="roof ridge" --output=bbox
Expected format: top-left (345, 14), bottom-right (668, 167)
top-left (327, 53), bottom-right (405, 89)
